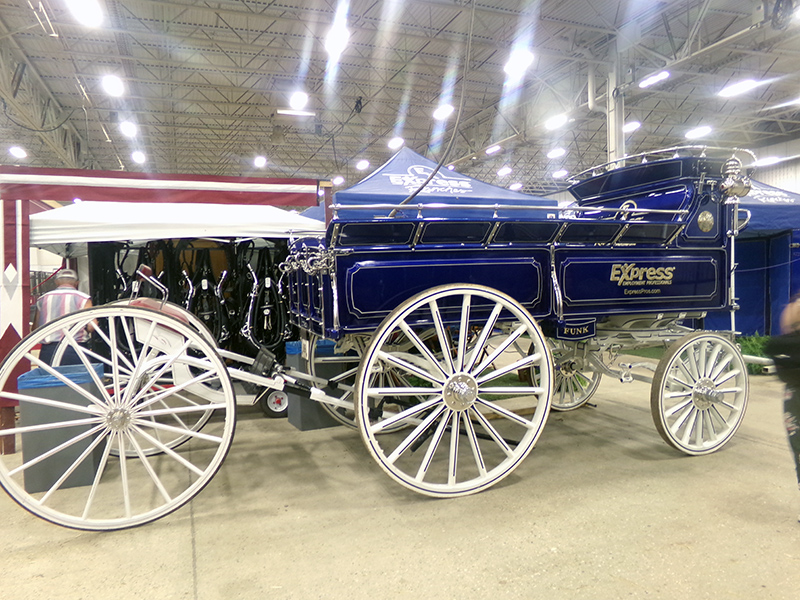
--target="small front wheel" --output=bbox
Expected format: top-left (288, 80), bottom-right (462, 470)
top-left (650, 332), bottom-right (748, 455)
top-left (258, 390), bottom-right (289, 418)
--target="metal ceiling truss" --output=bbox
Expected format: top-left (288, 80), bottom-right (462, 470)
top-left (1, 0), bottom-right (799, 195)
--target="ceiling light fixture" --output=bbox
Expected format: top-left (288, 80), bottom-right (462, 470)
top-left (388, 136), bottom-right (404, 150)
top-left (509, 183), bottom-right (523, 191)
top-left (718, 79), bottom-right (761, 98)
top-left (547, 147), bottom-right (566, 159)
top-left (552, 169), bottom-right (569, 179)
top-left (9, 146), bottom-right (27, 159)
top-left (753, 156), bottom-right (782, 167)
top-left (254, 155), bottom-right (267, 168)
top-left (485, 145), bottom-right (502, 155)
top-left (622, 121), bottom-right (641, 133)
top-left (289, 91), bottom-right (309, 110)
top-left (356, 159), bottom-right (370, 170)
top-left (276, 109), bottom-right (315, 117)
top-left (685, 125), bottom-right (712, 140)
top-left (638, 70), bottom-right (670, 89)
top-left (544, 113), bottom-right (568, 130)
top-left (119, 120), bottom-right (137, 137)
top-left (131, 151), bottom-right (146, 164)
top-left (504, 48), bottom-right (535, 81)
top-left (325, 9), bottom-right (350, 60)
top-left (332, 175), bottom-right (345, 186)
top-left (101, 74), bottom-right (124, 97)
top-left (497, 166), bottom-right (512, 177)
top-left (66, 0), bottom-right (104, 28)
top-left (433, 104), bottom-right (454, 120)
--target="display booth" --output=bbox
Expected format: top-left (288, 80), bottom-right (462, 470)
top-left (0, 166), bottom-right (320, 452)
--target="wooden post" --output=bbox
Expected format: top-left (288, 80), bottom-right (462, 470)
top-left (0, 406), bottom-right (13, 454)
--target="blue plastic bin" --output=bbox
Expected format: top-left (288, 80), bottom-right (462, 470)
top-left (17, 363), bottom-right (104, 494)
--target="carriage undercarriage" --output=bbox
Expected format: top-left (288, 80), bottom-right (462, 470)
top-left (0, 146), bottom-right (754, 530)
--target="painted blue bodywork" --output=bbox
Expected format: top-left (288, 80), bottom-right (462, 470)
top-left (286, 155), bottom-right (736, 340)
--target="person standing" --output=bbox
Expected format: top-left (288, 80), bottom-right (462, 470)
top-left (32, 269), bottom-right (93, 365)
top-left (779, 295), bottom-right (800, 520)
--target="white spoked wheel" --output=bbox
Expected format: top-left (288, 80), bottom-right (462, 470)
top-left (309, 334), bottom-right (368, 429)
top-left (549, 340), bottom-right (602, 412)
top-left (355, 284), bottom-right (553, 498)
top-left (650, 332), bottom-right (748, 455)
top-left (0, 305), bottom-right (236, 530)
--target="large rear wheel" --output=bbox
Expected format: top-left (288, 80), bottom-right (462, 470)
top-left (0, 305), bottom-right (236, 530)
top-left (355, 284), bottom-right (553, 497)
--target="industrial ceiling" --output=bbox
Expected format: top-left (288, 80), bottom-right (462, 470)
top-left (2, 0), bottom-right (800, 194)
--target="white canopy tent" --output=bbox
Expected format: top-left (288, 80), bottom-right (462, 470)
top-left (30, 201), bottom-right (326, 256)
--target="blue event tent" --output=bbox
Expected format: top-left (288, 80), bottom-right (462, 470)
top-left (324, 147), bottom-right (559, 220)
top-left (706, 180), bottom-right (800, 335)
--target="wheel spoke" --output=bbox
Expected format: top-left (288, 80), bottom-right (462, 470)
top-left (428, 299), bottom-right (455, 375)
top-left (664, 397), bottom-right (693, 417)
top-left (462, 412), bottom-right (487, 477)
top-left (37, 427), bottom-right (110, 505)
top-left (0, 389), bottom-right (102, 417)
top-left (61, 330), bottom-right (115, 406)
top-left (463, 302), bottom-right (503, 372)
top-left (386, 404), bottom-right (448, 464)
top-left (130, 425), bottom-right (207, 477)
top-left (397, 322), bottom-right (448, 380)
top-left (475, 397), bottom-right (537, 428)
top-left (376, 350), bottom-right (444, 386)
top-left (414, 409), bottom-right (451, 482)
top-left (9, 424), bottom-right (107, 478)
top-left (469, 408), bottom-right (514, 458)
top-left (125, 431), bottom-right (173, 503)
top-left (11, 355), bottom-right (109, 412)
top-left (370, 397), bottom-right (441, 434)
top-left (475, 352), bottom-right (541, 385)
top-left (456, 295), bottom-right (471, 372)
top-left (448, 411), bottom-right (460, 485)
top-left (81, 435), bottom-right (116, 520)
top-left (472, 324), bottom-right (527, 376)
top-left (708, 352), bottom-right (733, 382)
top-left (478, 386), bottom-right (544, 395)
top-left (132, 418), bottom-right (224, 444)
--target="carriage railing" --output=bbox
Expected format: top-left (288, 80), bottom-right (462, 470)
top-left (329, 202), bottom-right (691, 221)
top-left (567, 145), bottom-right (758, 181)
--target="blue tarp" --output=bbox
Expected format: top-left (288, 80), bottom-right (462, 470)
top-left (706, 181), bottom-right (800, 335)
top-left (739, 180), bottom-right (800, 236)
top-left (330, 147), bottom-right (558, 219)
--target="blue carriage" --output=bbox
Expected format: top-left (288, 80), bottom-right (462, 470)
top-left (0, 145), bottom-right (754, 529)
top-left (283, 145), bottom-right (753, 497)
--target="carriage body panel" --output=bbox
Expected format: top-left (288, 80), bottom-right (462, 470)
top-left (286, 155), bottom-right (738, 339)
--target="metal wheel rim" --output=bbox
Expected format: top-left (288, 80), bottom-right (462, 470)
top-left (355, 284), bottom-right (553, 497)
top-left (650, 332), bottom-right (748, 455)
top-left (0, 305), bottom-right (236, 530)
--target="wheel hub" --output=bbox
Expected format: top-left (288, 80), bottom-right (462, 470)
top-left (443, 374), bottom-right (478, 411)
top-left (105, 408), bottom-right (133, 431)
top-left (692, 378), bottom-right (721, 409)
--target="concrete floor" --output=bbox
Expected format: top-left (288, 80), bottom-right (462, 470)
top-left (2, 368), bottom-right (799, 600)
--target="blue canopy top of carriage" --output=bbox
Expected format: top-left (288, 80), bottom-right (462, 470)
top-left (739, 180), bottom-right (800, 236)
top-left (328, 147), bottom-right (559, 220)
